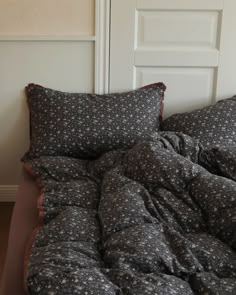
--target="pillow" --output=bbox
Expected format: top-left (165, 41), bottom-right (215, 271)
top-left (23, 82), bottom-right (166, 160)
top-left (161, 96), bottom-right (236, 147)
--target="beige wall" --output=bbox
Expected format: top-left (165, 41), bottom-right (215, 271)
top-left (0, 0), bottom-right (95, 185)
top-left (0, 0), bottom-right (94, 36)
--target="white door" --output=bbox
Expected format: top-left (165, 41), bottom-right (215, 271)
top-left (109, 0), bottom-right (236, 118)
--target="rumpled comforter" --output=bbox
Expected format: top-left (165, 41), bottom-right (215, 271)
top-left (24, 132), bottom-right (236, 295)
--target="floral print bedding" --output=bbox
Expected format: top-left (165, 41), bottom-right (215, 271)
top-left (24, 132), bottom-right (236, 295)
top-left (23, 83), bottom-right (165, 160)
top-left (161, 95), bottom-right (236, 148)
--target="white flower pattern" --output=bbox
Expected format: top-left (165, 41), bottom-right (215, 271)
top-left (24, 132), bottom-right (236, 295)
top-left (161, 96), bottom-right (236, 148)
top-left (23, 83), bottom-right (165, 160)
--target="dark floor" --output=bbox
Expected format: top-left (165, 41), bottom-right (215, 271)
top-left (0, 202), bottom-right (14, 278)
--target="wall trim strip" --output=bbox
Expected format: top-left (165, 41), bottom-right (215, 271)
top-left (0, 35), bottom-right (96, 41)
top-left (94, 0), bottom-right (111, 94)
top-left (0, 185), bottom-right (18, 202)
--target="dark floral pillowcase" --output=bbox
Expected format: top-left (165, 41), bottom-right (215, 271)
top-left (22, 82), bottom-right (166, 160)
top-left (161, 95), bottom-right (236, 148)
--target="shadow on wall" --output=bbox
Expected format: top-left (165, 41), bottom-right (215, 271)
top-left (0, 90), bottom-right (29, 185)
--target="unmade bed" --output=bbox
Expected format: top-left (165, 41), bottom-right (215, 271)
top-left (1, 83), bottom-right (236, 295)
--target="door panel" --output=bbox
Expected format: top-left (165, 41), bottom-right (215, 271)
top-left (137, 10), bottom-right (219, 49)
top-left (110, 0), bottom-right (236, 118)
top-left (136, 0), bottom-right (224, 11)
top-left (136, 67), bottom-right (214, 118)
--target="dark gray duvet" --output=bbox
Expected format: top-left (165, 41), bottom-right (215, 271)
top-left (24, 132), bottom-right (236, 295)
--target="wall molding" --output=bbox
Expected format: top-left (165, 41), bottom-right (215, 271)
top-left (0, 35), bottom-right (96, 41)
top-left (0, 185), bottom-right (18, 202)
top-left (94, 0), bottom-right (111, 94)
top-left (0, 1), bottom-right (111, 94)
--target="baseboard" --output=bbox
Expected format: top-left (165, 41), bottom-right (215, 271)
top-left (0, 185), bottom-right (18, 202)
